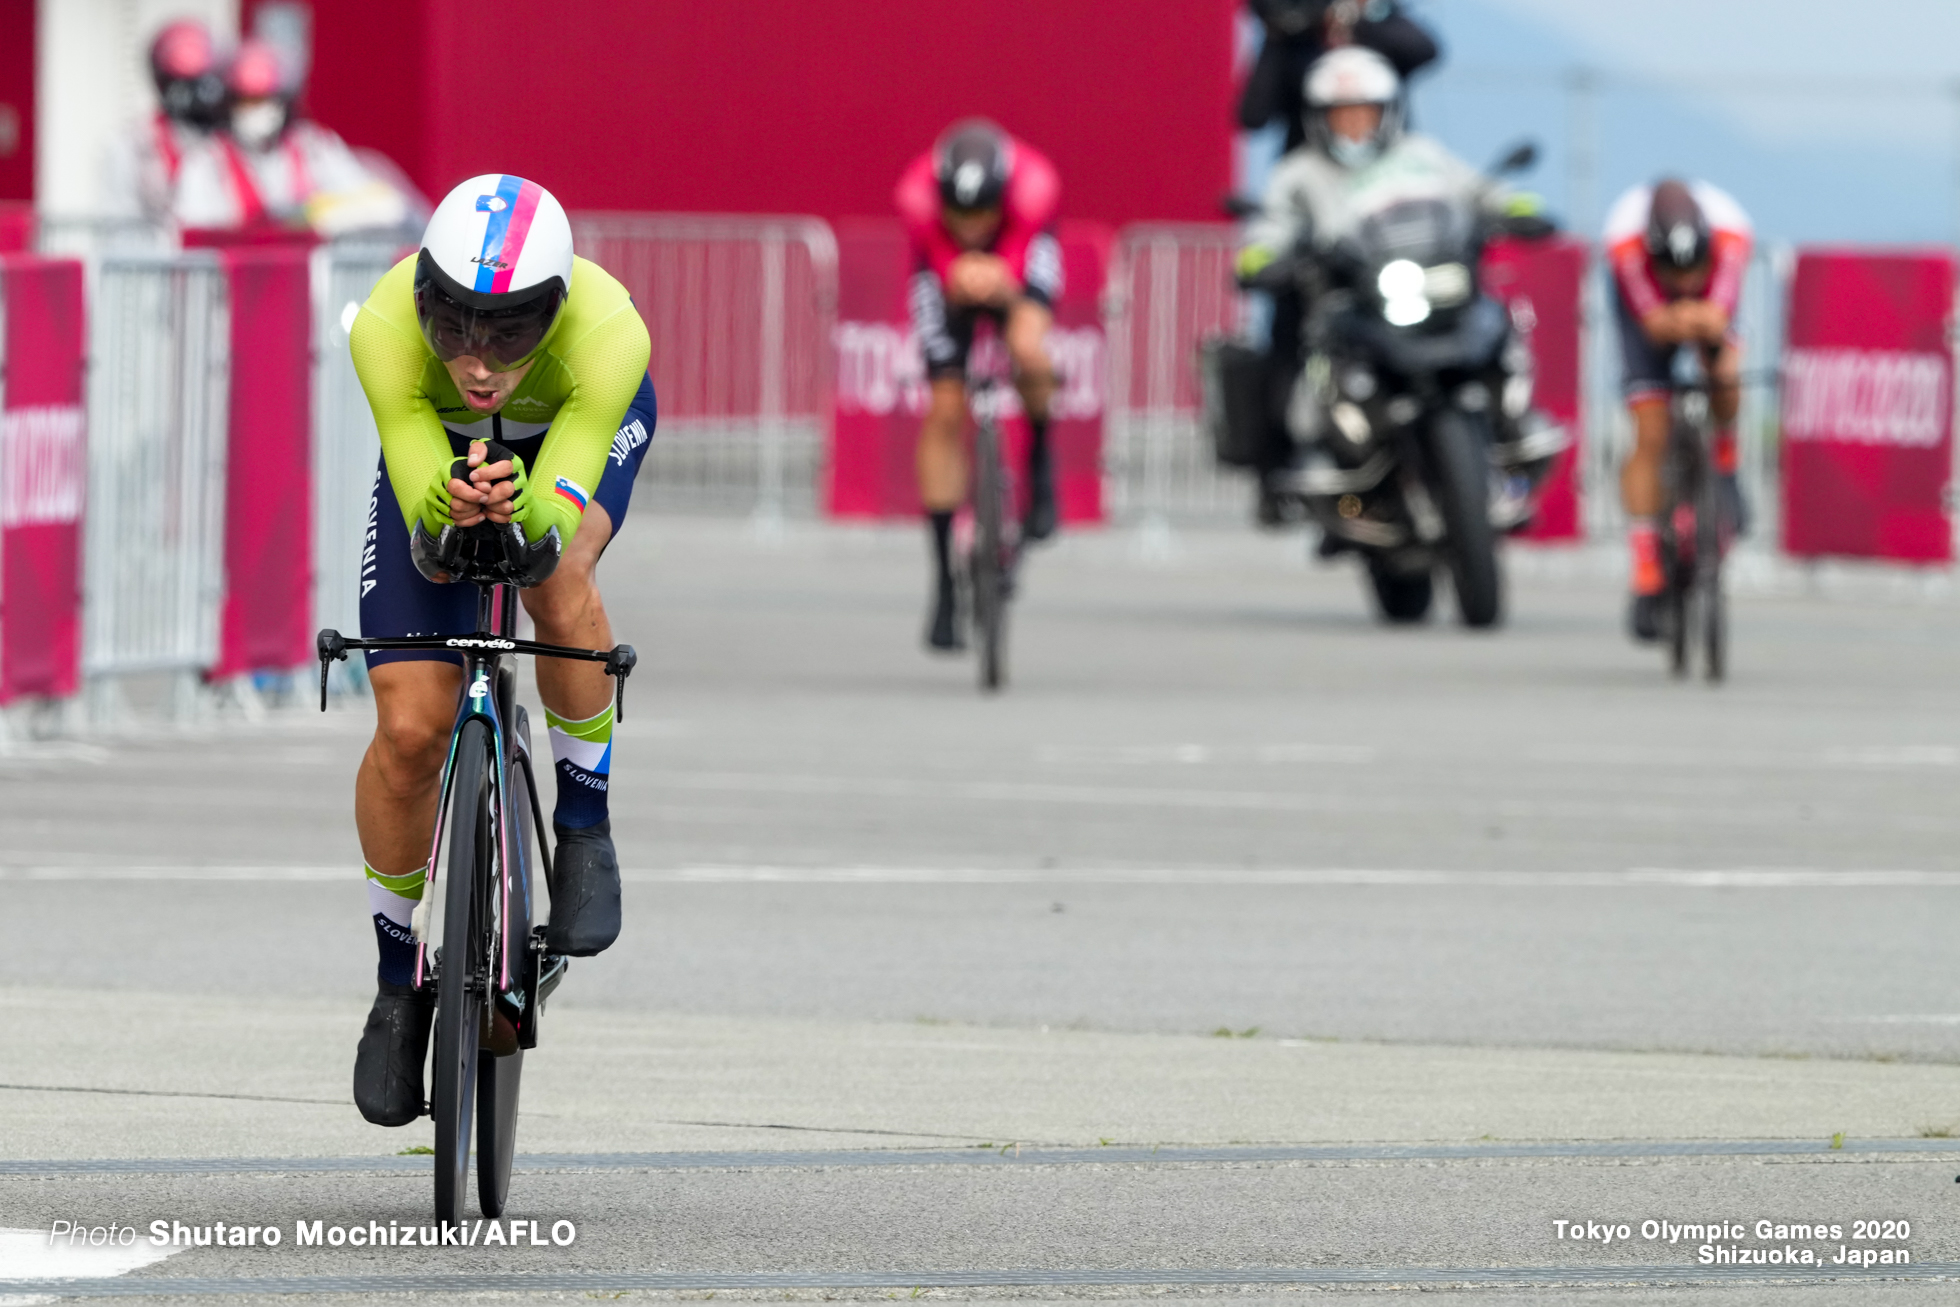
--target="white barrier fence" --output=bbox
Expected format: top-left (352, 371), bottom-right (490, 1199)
top-left (312, 240), bottom-right (401, 693)
top-left (1102, 224), bottom-right (1250, 530)
top-left (569, 213), bottom-right (837, 522)
top-left (81, 253), bottom-right (230, 719)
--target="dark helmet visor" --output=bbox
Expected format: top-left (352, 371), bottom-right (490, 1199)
top-left (414, 254), bottom-right (564, 371)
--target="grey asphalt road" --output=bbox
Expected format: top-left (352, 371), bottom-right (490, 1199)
top-left (5, 517), bottom-right (1960, 1300)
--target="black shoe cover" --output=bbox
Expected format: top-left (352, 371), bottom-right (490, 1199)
top-left (548, 819), bottom-right (621, 956)
top-left (1629, 593), bottom-right (1664, 644)
top-left (925, 586), bottom-right (964, 652)
top-left (353, 978), bottom-right (434, 1127)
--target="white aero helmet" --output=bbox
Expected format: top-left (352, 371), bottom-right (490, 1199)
top-left (415, 174), bottom-right (574, 371)
top-left (1304, 47), bottom-right (1404, 168)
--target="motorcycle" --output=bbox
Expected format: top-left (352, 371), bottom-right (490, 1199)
top-left (1208, 142), bottom-right (1568, 627)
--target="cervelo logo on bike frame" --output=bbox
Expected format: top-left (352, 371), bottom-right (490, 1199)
top-left (469, 674), bottom-right (490, 699)
top-left (832, 323), bottom-right (1106, 421)
top-left (472, 176), bottom-right (544, 294)
top-left (446, 637), bottom-right (516, 649)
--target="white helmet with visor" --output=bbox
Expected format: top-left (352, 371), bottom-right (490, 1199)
top-left (415, 174), bottom-right (574, 372)
top-left (1304, 47), bottom-right (1405, 169)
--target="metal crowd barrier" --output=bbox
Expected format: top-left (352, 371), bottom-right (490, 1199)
top-left (312, 239), bottom-right (403, 693)
top-left (1101, 224), bottom-right (1251, 533)
top-left (81, 254), bottom-right (230, 721)
top-left (569, 213), bottom-right (837, 523)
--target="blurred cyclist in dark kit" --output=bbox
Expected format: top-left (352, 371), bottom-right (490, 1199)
top-left (1238, 0), bottom-right (1439, 153)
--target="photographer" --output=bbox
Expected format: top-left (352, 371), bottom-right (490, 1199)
top-left (1239, 0), bottom-right (1439, 152)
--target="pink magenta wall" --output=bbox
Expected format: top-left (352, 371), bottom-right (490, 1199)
top-left (270, 0), bottom-right (1240, 225)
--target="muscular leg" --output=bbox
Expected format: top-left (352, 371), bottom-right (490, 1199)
top-left (1004, 299), bottom-right (1056, 422)
top-left (918, 377), bottom-right (969, 650)
top-left (353, 659), bottom-right (456, 1124)
top-left (916, 377), bottom-right (969, 512)
top-left (1619, 397), bottom-right (1671, 520)
top-left (1619, 395), bottom-right (1672, 634)
top-left (521, 502), bottom-right (615, 723)
top-left (356, 660), bottom-right (464, 884)
top-left (518, 504), bottom-right (624, 954)
top-left (1005, 299), bottom-right (1059, 539)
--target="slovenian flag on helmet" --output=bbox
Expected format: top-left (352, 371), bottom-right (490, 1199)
top-left (553, 476), bottom-right (590, 513)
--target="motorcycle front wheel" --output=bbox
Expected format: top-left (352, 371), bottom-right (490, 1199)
top-left (1366, 558), bottom-right (1434, 623)
top-left (1427, 410), bottom-right (1502, 629)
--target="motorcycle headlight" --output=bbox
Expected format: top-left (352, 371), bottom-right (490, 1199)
top-left (1377, 259), bottom-right (1431, 327)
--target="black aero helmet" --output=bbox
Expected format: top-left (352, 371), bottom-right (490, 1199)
top-left (935, 119), bottom-right (1014, 212)
top-left (1646, 178), bottom-right (1711, 270)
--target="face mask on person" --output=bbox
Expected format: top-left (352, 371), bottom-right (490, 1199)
top-left (1328, 135), bottom-right (1381, 168)
top-left (231, 100), bottom-right (287, 149)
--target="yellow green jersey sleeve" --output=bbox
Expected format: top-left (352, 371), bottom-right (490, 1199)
top-left (348, 253), bottom-right (653, 546)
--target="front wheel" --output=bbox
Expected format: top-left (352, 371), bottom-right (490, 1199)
top-left (1698, 461), bottom-right (1727, 684)
top-left (476, 1049), bottom-right (523, 1217)
top-left (433, 717), bottom-right (491, 1225)
top-left (971, 417), bottom-right (1009, 692)
top-left (1427, 411), bottom-right (1502, 628)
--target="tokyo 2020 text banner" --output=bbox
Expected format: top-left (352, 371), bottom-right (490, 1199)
top-left (1481, 237), bottom-right (1585, 541)
top-left (828, 218), bottom-right (1110, 522)
top-left (1781, 249), bottom-right (1955, 563)
top-left (212, 245), bottom-right (315, 677)
top-left (0, 256), bottom-right (86, 703)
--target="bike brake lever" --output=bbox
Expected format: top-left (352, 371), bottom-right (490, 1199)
top-left (608, 644), bottom-right (638, 723)
top-left (316, 629), bottom-right (348, 712)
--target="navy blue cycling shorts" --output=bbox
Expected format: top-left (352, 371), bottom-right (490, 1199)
top-left (359, 372), bottom-right (657, 669)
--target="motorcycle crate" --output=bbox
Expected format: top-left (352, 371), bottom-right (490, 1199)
top-left (1197, 335), bottom-right (1268, 469)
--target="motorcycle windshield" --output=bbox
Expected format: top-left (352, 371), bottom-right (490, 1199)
top-left (1351, 197), bottom-right (1474, 269)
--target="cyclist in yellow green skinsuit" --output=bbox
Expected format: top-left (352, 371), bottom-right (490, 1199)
top-left (347, 173), bottom-right (654, 1128)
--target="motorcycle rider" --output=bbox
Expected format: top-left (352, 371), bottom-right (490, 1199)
top-left (1236, 47), bottom-right (1535, 511)
top-left (1601, 178), bottom-right (1752, 642)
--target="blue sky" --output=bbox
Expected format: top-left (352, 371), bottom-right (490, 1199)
top-left (1381, 0), bottom-right (1960, 246)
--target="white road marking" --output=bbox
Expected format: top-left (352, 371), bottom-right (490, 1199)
top-left (11, 865), bottom-right (1960, 888)
top-left (0, 867), bottom-right (346, 881)
top-left (640, 866), bottom-right (1960, 887)
top-left (0, 1226), bottom-right (181, 1284)
top-left (1035, 743), bottom-right (1378, 765)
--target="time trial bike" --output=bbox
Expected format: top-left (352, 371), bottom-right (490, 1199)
top-left (317, 468), bottom-right (635, 1223)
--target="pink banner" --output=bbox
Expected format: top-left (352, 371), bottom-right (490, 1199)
top-left (1481, 237), bottom-right (1586, 541)
top-left (828, 218), bottom-right (1109, 522)
top-left (1781, 249), bottom-right (1955, 563)
top-left (212, 246), bottom-right (315, 677)
top-left (0, 257), bottom-right (86, 703)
